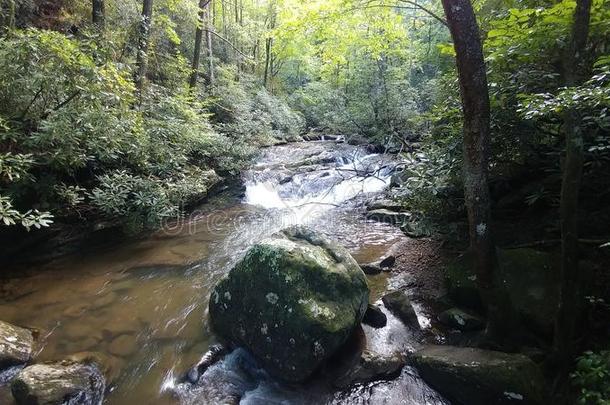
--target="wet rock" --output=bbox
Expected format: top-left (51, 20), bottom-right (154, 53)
top-left (366, 209), bottom-right (411, 226)
top-left (209, 226), bottom-right (369, 382)
top-left (411, 345), bottom-right (545, 405)
top-left (360, 255), bottom-right (396, 275)
top-left (366, 199), bottom-right (404, 212)
top-left (279, 176), bottom-right (292, 185)
top-left (360, 263), bottom-right (382, 275)
top-left (0, 320), bottom-right (35, 369)
top-left (382, 291), bottom-right (419, 328)
top-left (362, 305), bottom-right (387, 328)
top-left (107, 334), bottom-right (137, 358)
top-left (438, 308), bottom-right (484, 331)
top-left (333, 350), bottom-right (405, 388)
top-left (379, 255), bottom-right (396, 269)
top-left (182, 344), bottom-right (228, 384)
top-left (66, 352), bottom-right (124, 385)
top-left (11, 362), bottom-right (105, 405)
top-left (445, 249), bottom-right (563, 335)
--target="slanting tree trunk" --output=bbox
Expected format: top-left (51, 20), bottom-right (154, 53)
top-left (554, 0), bottom-right (592, 371)
top-left (189, 0), bottom-right (211, 89)
top-left (441, 0), bottom-right (514, 341)
top-left (135, 0), bottom-right (154, 98)
top-left (92, 0), bottom-right (105, 30)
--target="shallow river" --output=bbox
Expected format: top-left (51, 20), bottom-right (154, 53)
top-left (0, 141), bottom-right (447, 404)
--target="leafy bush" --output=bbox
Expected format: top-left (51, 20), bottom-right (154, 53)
top-left (571, 351), bottom-right (610, 404)
top-left (210, 65), bottom-right (304, 146)
top-left (0, 29), bottom-right (228, 232)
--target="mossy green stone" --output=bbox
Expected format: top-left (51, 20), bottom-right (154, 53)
top-left (209, 226), bottom-right (369, 382)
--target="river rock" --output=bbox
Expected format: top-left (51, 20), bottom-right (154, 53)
top-left (209, 226), bottom-right (369, 382)
top-left (107, 334), bottom-right (137, 358)
top-left (438, 308), bottom-right (485, 331)
top-left (445, 249), bottom-right (562, 335)
top-left (382, 291), bottom-right (419, 328)
top-left (66, 352), bottom-right (124, 385)
top-left (366, 199), bottom-right (404, 212)
top-left (411, 345), bottom-right (545, 405)
top-left (11, 362), bottom-right (105, 405)
top-left (366, 209), bottom-right (411, 226)
top-left (362, 304), bottom-right (387, 328)
top-left (0, 320), bottom-right (35, 369)
top-left (333, 350), bottom-right (405, 388)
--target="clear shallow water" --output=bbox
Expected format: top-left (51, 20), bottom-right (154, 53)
top-left (0, 141), bottom-right (447, 404)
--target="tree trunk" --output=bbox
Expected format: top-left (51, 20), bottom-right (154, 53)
top-left (92, 0), bottom-right (105, 30)
top-left (263, 37), bottom-right (272, 90)
top-left (189, 0), bottom-right (211, 89)
top-left (135, 0), bottom-right (154, 98)
top-left (554, 0), bottom-right (592, 371)
top-left (441, 0), bottom-right (513, 341)
top-left (206, 0), bottom-right (214, 87)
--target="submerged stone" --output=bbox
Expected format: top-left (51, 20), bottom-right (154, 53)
top-left (209, 226), bottom-right (369, 382)
top-left (411, 345), bottom-right (545, 405)
top-left (11, 362), bottom-right (105, 405)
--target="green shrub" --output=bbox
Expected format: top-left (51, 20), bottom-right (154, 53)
top-left (572, 351), bottom-right (610, 405)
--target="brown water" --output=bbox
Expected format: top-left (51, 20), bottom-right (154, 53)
top-left (0, 141), bottom-right (446, 404)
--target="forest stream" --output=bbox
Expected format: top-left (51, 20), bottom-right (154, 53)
top-left (0, 140), bottom-right (447, 404)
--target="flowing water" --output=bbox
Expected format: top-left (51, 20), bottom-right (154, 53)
top-left (0, 141), bottom-right (447, 404)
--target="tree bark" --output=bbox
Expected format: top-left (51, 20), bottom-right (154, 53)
top-left (263, 37), bottom-right (272, 90)
top-left (206, 1), bottom-right (214, 87)
top-left (189, 0), bottom-right (212, 89)
top-left (92, 0), bottom-right (105, 30)
top-left (554, 0), bottom-right (592, 371)
top-left (441, 0), bottom-right (513, 341)
top-left (135, 0), bottom-right (154, 98)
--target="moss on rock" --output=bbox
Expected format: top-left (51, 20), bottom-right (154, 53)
top-left (209, 226), bottom-right (369, 382)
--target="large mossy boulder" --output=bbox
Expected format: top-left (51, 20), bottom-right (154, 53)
top-left (411, 345), bottom-right (545, 405)
top-left (209, 226), bottom-right (369, 382)
top-left (11, 362), bottom-right (105, 405)
top-left (0, 320), bottom-right (35, 369)
top-left (445, 248), bottom-right (561, 335)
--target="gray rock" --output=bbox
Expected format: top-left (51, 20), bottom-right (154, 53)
top-left (366, 199), bottom-right (404, 212)
top-left (366, 209), bottom-right (411, 226)
top-left (360, 263), bottom-right (382, 275)
top-left (362, 305), bottom-right (387, 328)
top-left (11, 362), bottom-right (105, 405)
top-left (382, 291), bottom-right (419, 328)
top-left (333, 350), bottom-right (405, 388)
top-left (438, 308), bottom-right (485, 331)
top-left (411, 345), bottom-right (545, 405)
top-left (0, 320), bottom-right (35, 369)
top-left (209, 226), bottom-right (369, 382)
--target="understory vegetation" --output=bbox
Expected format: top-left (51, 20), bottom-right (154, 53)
top-left (0, 0), bottom-right (609, 402)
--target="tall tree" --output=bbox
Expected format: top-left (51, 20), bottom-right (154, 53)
top-left (441, 0), bottom-right (513, 340)
top-left (92, 0), bottom-right (105, 30)
top-left (190, 0), bottom-right (212, 88)
top-left (205, 1), bottom-right (215, 87)
top-left (554, 0), bottom-right (592, 371)
top-left (135, 0), bottom-right (154, 97)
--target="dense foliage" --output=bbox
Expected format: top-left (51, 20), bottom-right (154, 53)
top-left (0, 0), bottom-right (303, 232)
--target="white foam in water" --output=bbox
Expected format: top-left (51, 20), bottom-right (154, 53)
top-left (244, 153), bottom-right (391, 221)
